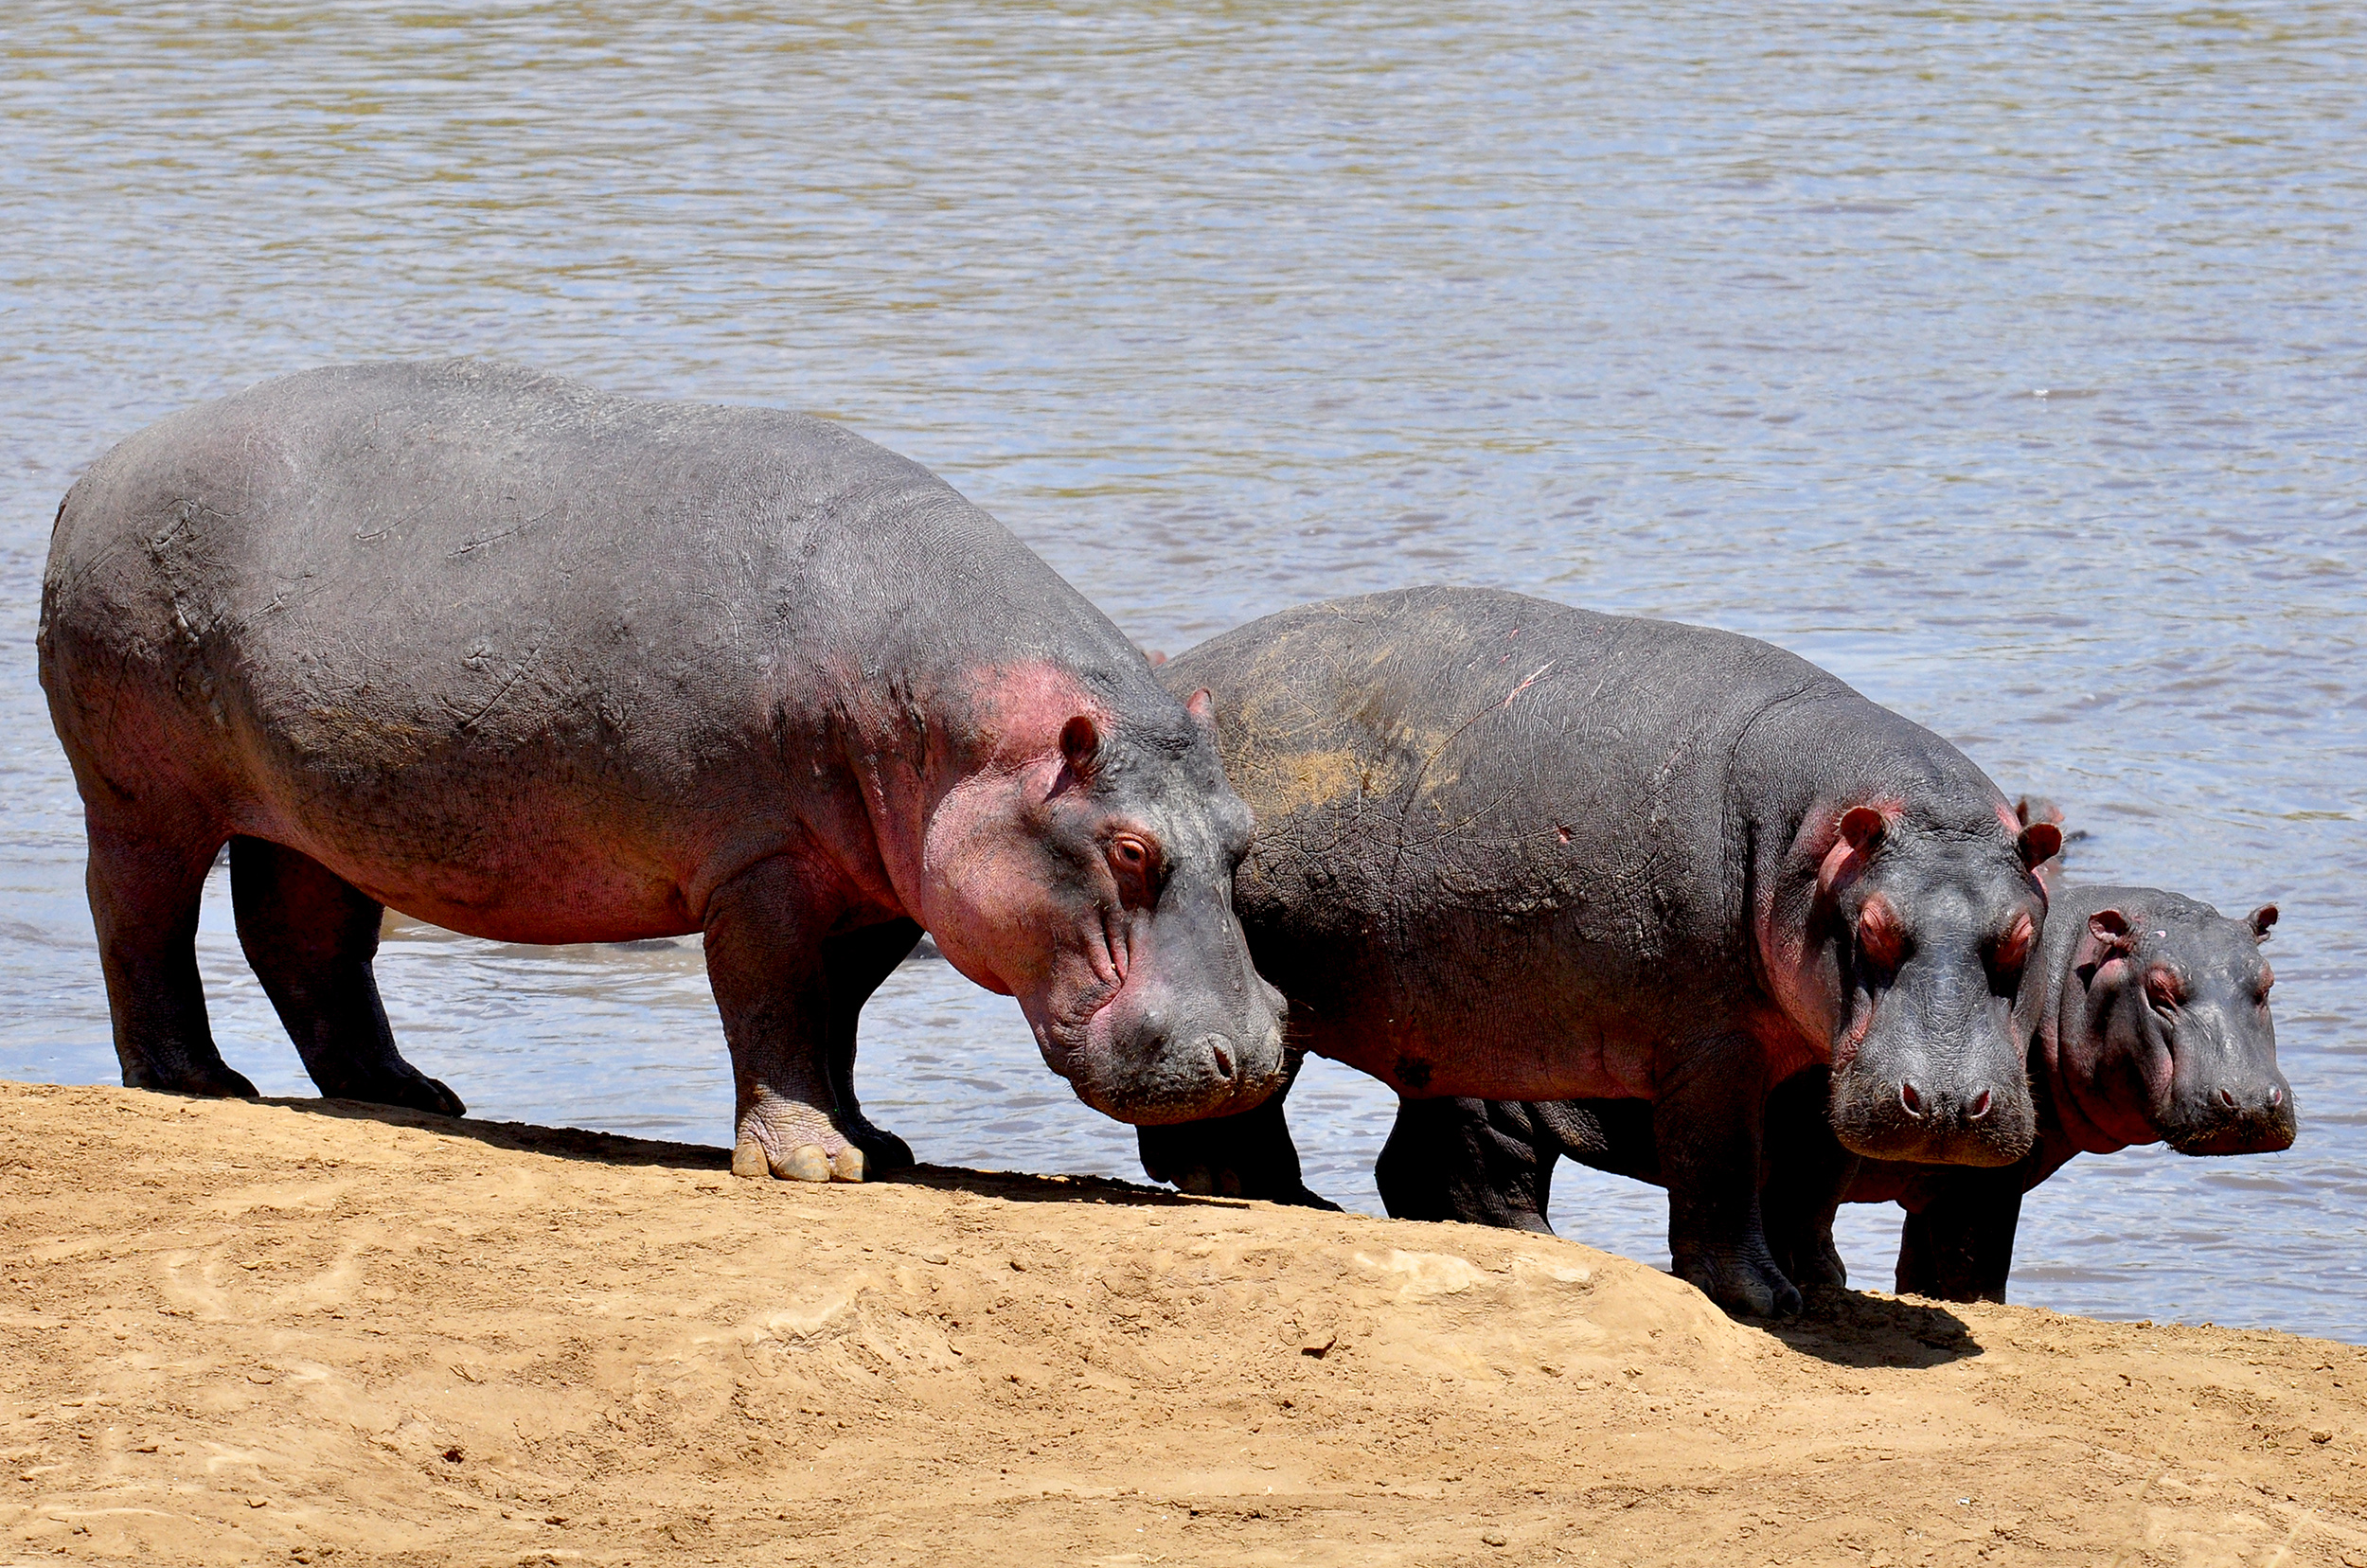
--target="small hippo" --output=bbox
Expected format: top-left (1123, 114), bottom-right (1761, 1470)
top-left (1378, 882), bottom-right (2294, 1303)
top-left (1135, 587), bottom-right (2056, 1315)
top-left (39, 361), bottom-right (1287, 1180)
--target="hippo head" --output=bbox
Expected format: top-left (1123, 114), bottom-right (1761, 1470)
top-left (1803, 803), bottom-right (2056, 1167)
top-left (919, 685), bottom-right (1289, 1126)
top-left (2056, 896), bottom-right (2293, 1156)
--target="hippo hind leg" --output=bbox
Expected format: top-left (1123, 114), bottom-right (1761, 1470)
top-left (228, 837), bottom-right (464, 1116)
top-left (84, 823), bottom-right (256, 1099)
top-left (1374, 1096), bottom-right (1557, 1231)
top-left (818, 918), bottom-right (924, 1175)
top-left (1894, 1169), bottom-right (2024, 1304)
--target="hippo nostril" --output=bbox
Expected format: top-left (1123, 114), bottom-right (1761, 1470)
top-left (2269, 1085), bottom-right (2284, 1107)
top-left (1966, 1089), bottom-right (1991, 1122)
top-left (2217, 1087), bottom-right (2237, 1111)
top-left (1899, 1081), bottom-right (1925, 1118)
top-left (1209, 1041), bottom-right (1235, 1081)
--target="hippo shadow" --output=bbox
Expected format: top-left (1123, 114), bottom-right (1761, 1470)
top-left (1755, 1286), bottom-right (1984, 1368)
top-left (258, 1096), bottom-right (1224, 1208)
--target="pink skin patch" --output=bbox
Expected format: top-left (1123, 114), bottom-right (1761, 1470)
top-left (2056, 954), bottom-right (2166, 1151)
top-left (863, 658), bottom-right (1184, 1078)
top-left (1996, 911), bottom-right (2035, 974)
top-left (1755, 798), bottom-right (1904, 1064)
top-left (2039, 912), bottom-right (2163, 1153)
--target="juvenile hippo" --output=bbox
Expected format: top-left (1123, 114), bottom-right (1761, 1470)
top-left (1379, 883), bottom-right (2293, 1303)
top-left (39, 360), bottom-right (1286, 1180)
top-left (1135, 587), bottom-right (2056, 1314)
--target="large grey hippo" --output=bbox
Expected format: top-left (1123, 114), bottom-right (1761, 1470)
top-left (1134, 587), bottom-right (2058, 1314)
top-left (1379, 882), bottom-right (2295, 1303)
top-left (39, 360), bottom-right (1287, 1181)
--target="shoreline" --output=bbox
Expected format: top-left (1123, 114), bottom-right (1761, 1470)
top-left (4, 1079), bottom-right (2361, 1565)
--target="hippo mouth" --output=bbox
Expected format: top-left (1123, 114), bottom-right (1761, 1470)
top-left (1023, 976), bottom-right (1288, 1126)
top-left (2162, 1085), bottom-right (2297, 1157)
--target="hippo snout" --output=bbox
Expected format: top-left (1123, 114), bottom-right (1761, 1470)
top-left (2166, 1078), bottom-right (2297, 1157)
top-left (1829, 1062), bottom-right (2036, 1167)
top-left (1066, 999), bottom-right (1288, 1126)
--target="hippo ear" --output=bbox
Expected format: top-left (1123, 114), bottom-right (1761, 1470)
top-left (1817, 806), bottom-right (1890, 900)
top-left (2015, 795), bottom-right (2065, 830)
top-left (2017, 821), bottom-right (2062, 871)
top-left (1184, 687), bottom-right (1216, 729)
top-left (1059, 715), bottom-right (1102, 780)
top-left (1838, 806), bottom-right (1887, 852)
top-left (2075, 907), bottom-right (2135, 973)
top-left (2249, 903), bottom-right (2279, 943)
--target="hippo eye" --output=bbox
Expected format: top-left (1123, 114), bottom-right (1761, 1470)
top-left (1107, 833), bottom-right (1163, 909)
top-left (2257, 965), bottom-right (2275, 1004)
top-left (1990, 913), bottom-right (2035, 987)
top-left (1854, 893), bottom-right (1906, 972)
top-left (2144, 967), bottom-right (2183, 1017)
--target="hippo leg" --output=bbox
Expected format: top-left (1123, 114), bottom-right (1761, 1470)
top-left (817, 918), bottom-right (924, 1175)
top-left (83, 823), bottom-right (257, 1099)
top-left (227, 837), bottom-right (464, 1117)
top-left (1658, 1035), bottom-right (1801, 1318)
top-left (1895, 1169), bottom-right (2024, 1304)
top-left (1759, 1068), bottom-right (1858, 1291)
top-left (1136, 1051), bottom-right (1338, 1206)
top-left (1376, 1097), bottom-right (1557, 1231)
top-left (705, 855), bottom-right (866, 1184)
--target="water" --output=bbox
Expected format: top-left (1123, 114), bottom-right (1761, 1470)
top-left (3, 2), bottom-right (2360, 1341)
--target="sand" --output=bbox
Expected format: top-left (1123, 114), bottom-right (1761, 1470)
top-left (1, 1080), bottom-right (2361, 1567)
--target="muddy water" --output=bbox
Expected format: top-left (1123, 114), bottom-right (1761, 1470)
top-left (3, 4), bottom-right (2360, 1340)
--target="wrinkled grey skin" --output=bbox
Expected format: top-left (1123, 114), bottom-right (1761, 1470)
top-left (1135, 587), bottom-right (2054, 1315)
top-left (39, 361), bottom-right (1286, 1180)
top-left (1379, 882), bottom-right (2293, 1304)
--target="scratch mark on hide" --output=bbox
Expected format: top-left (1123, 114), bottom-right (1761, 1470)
top-left (450, 506), bottom-right (561, 558)
top-left (1500, 660), bottom-right (1557, 709)
top-left (452, 647), bottom-right (545, 733)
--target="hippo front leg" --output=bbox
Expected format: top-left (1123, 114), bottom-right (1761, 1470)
top-left (1658, 1035), bottom-right (1802, 1318)
top-left (704, 856), bottom-right (869, 1184)
top-left (818, 918), bottom-right (925, 1175)
top-left (1758, 1067), bottom-right (1859, 1292)
top-left (1895, 1167), bottom-right (2026, 1304)
top-left (1136, 1051), bottom-right (1338, 1207)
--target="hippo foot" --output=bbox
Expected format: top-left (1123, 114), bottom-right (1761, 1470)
top-left (324, 1067), bottom-right (466, 1119)
top-left (1165, 1165), bottom-right (1344, 1209)
top-left (838, 1115), bottom-right (917, 1175)
top-left (733, 1137), bottom-right (863, 1182)
top-left (129, 1062), bottom-right (259, 1100)
top-left (1673, 1246), bottom-right (1804, 1319)
top-left (731, 1101), bottom-right (866, 1184)
top-left (1791, 1238), bottom-right (1847, 1292)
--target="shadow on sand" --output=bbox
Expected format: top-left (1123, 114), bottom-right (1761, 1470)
top-left (244, 1097), bottom-right (1983, 1353)
top-left (261, 1094), bottom-right (1224, 1210)
top-left (1754, 1285), bottom-right (1984, 1367)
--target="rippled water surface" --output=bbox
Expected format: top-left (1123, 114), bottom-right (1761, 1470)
top-left (4, 3), bottom-right (2361, 1340)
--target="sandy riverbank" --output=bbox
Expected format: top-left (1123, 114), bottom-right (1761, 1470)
top-left (1, 1080), bottom-right (2360, 1566)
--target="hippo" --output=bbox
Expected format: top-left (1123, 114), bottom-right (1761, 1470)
top-left (1134, 586), bottom-right (2057, 1314)
top-left (38, 360), bottom-right (1287, 1181)
top-left (1378, 882), bottom-right (2293, 1303)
